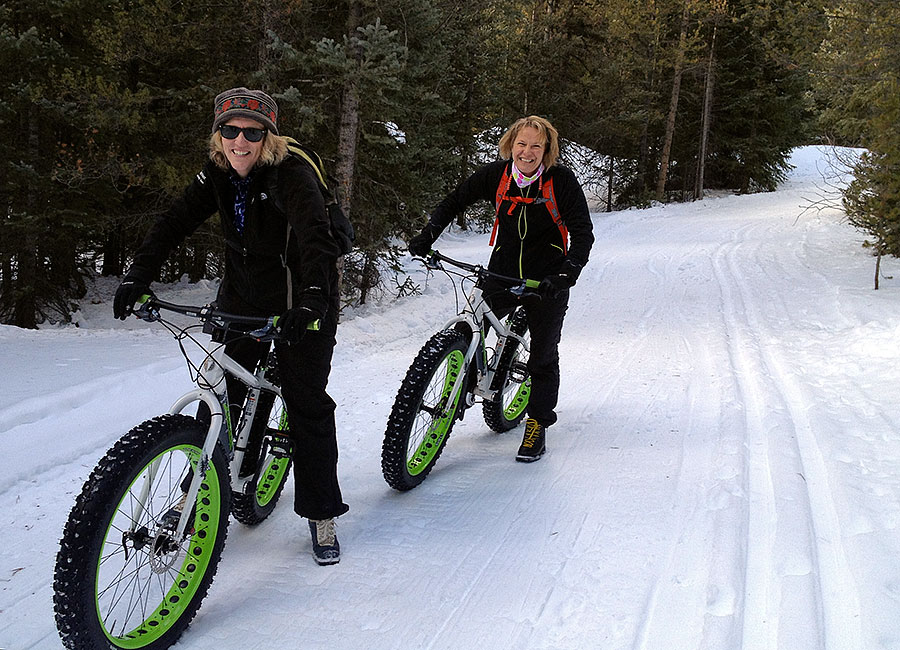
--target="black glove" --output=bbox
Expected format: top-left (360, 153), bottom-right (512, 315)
top-left (277, 306), bottom-right (320, 344)
top-left (113, 278), bottom-right (152, 320)
top-left (408, 223), bottom-right (442, 258)
top-left (538, 259), bottom-right (582, 300)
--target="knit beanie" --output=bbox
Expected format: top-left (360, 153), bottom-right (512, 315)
top-left (212, 87), bottom-right (279, 135)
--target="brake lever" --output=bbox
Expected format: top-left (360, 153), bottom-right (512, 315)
top-left (509, 279), bottom-right (542, 298)
top-left (133, 296), bottom-right (160, 322)
top-left (248, 318), bottom-right (278, 342)
top-left (423, 251), bottom-right (442, 270)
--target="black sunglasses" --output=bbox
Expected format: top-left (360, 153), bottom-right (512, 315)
top-left (219, 124), bottom-right (267, 142)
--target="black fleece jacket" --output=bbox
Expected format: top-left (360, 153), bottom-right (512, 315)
top-left (428, 160), bottom-right (594, 280)
top-left (126, 156), bottom-right (340, 317)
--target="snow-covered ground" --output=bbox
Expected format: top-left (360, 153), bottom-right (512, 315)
top-left (2, 146), bottom-right (900, 649)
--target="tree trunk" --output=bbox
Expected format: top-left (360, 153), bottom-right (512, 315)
top-left (188, 239), bottom-right (208, 283)
top-left (13, 109), bottom-right (41, 327)
top-left (101, 226), bottom-right (124, 277)
top-left (607, 157), bottom-right (614, 212)
top-left (13, 250), bottom-right (38, 328)
top-left (457, 52), bottom-right (475, 230)
top-left (694, 23), bottom-right (717, 201)
top-left (336, 82), bottom-right (360, 216)
top-left (655, 0), bottom-right (691, 203)
top-left (875, 243), bottom-right (882, 290)
top-left (0, 255), bottom-right (12, 319)
top-left (358, 250), bottom-right (378, 305)
top-left (334, 1), bottom-right (363, 304)
top-left (336, 0), bottom-right (363, 216)
top-left (637, 0), bottom-right (660, 195)
top-left (738, 119), bottom-right (756, 194)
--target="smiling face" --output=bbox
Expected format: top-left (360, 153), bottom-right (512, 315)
top-left (220, 116), bottom-right (265, 178)
top-left (511, 126), bottom-right (546, 176)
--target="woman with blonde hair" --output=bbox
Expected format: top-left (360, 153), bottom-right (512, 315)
top-left (114, 87), bottom-right (348, 565)
top-left (409, 115), bottom-right (594, 462)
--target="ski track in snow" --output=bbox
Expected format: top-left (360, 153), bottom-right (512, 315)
top-left (711, 218), bottom-right (846, 650)
top-left (2, 147), bottom-right (900, 649)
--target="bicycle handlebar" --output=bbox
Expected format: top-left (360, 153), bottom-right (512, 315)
top-left (420, 250), bottom-right (541, 296)
top-left (134, 296), bottom-right (281, 341)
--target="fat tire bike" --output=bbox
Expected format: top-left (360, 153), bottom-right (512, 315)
top-left (53, 297), bottom-right (302, 650)
top-left (381, 250), bottom-right (540, 491)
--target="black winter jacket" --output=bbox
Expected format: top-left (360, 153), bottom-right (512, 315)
top-left (428, 160), bottom-right (594, 280)
top-left (126, 156), bottom-right (340, 317)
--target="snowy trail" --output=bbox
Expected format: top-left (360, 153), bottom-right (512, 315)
top-left (714, 217), bottom-right (862, 650)
top-left (714, 221), bottom-right (821, 649)
top-left (3, 147), bottom-right (900, 650)
top-left (579, 207), bottom-right (749, 650)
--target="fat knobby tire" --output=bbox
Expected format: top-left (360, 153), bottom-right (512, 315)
top-left (54, 414), bottom-right (231, 650)
top-left (382, 329), bottom-right (468, 491)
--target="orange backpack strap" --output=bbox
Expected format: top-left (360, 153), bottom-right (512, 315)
top-left (541, 178), bottom-right (568, 254)
top-left (491, 168), bottom-right (567, 253)
top-left (490, 165), bottom-right (513, 247)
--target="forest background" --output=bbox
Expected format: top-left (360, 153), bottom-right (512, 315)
top-left (1, 0), bottom-right (898, 327)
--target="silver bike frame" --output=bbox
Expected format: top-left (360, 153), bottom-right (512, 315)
top-left (133, 345), bottom-right (282, 538)
top-left (439, 283), bottom-right (529, 412)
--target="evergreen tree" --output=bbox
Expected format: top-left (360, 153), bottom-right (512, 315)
top-left (0, 0), bottom-right (104, 326)
top-left (661, 0), bottom-right (825, 197)
top-left (264, 0), bottom-right (503, 303)
top-left (816, 0), bottom-right (900, 278)
top-left (0, 0), bottom-right (238, 326)
top-left (0, 0), bottom-right (849, 324)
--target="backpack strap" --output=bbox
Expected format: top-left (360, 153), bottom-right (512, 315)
top-left (490, 164), bottom-right (513, 247)
top-left (284, 136), bottom-right (329, 190)
top-left (282, 222), bottom-right (294, 309)
top-left (491, 168), bottom-right (567, 253)
top-left (281, 137), bottom-right (355, 255)
top-left (538, 178), bottom-right (567, 254)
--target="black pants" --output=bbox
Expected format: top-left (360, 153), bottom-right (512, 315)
top-left (486, 289), bottom-right (569, 428)
top-left (220, 310), bottom-right (348, 521)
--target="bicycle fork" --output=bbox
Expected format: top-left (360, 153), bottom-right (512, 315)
top-left (131, 347), bottom-right (272, 540)
top-left (156, 388), bottom-right (227, 539)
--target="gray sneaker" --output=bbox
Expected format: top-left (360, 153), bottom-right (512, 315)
top-left (308, 518), bottom-right (340, 565)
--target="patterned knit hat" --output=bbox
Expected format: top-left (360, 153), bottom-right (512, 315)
top-left (212, 87), bottom-right (279, 135)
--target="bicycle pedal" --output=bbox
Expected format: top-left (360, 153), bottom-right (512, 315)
top-left (267, 432), bottom-right (293, 458)
top-left (509, 361), bottom-right (529, 383)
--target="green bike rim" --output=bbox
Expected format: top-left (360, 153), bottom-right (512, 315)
top-left (97, 444), bottom-right (223, 648)
top-left (255, 456), bottom-right (290, 507)
top-left (257, 407), bottom-right (290, 507)
top-left (502, 378), bottom-right (531, 421)
top-left (407, 349), bottom-right (465, 476)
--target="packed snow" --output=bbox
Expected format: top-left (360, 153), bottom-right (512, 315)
top-left (2, 146), bottom-right (900, 649)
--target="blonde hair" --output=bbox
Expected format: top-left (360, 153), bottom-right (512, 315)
top-left (209, 130), bottom-right (288, 171)
top-left (498, 115), bottom-right (560, 169)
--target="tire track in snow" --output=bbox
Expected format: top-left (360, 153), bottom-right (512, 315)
top-left (362, 441), bottom-right (595, 649)
top-left (630, 360), bottom-right (720, 650)
top-left (623, 234), bottom-right (744, 650)
top-left (712, 228), bottom-right (780, 650)
top-left (713, 223), bottom-right (862, 650)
